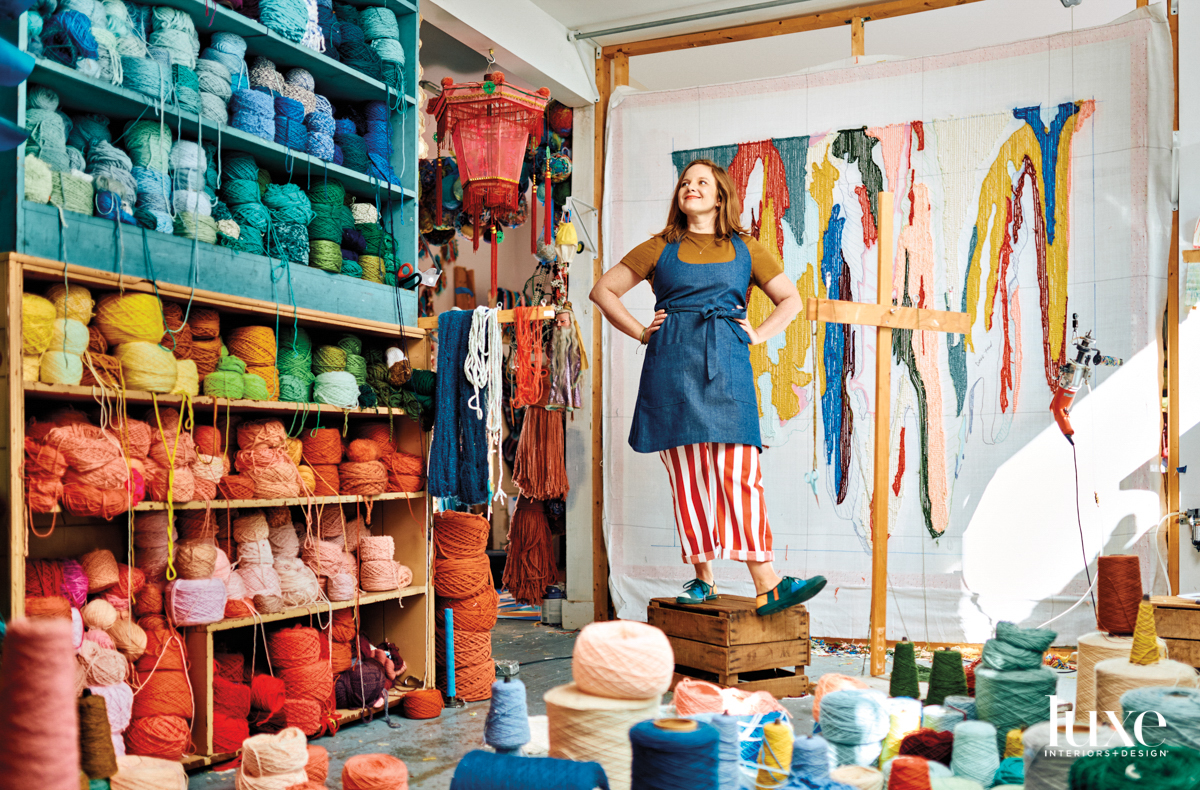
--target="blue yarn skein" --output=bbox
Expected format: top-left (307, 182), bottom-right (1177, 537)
top-left (949, 720), bottom-right (999, 788)
top-left (709, 715), bottom-right (740, 790)
top-left (230, 88), bottom-right (274, 141)
top-left (428, 310), bottom-right (489, 505)
top-left (1121, 686), bottom-right (1200, 750)
top-left (630, 720), bottom-right (719, 790)
top-left (819, 690), bottom-right (891, 745)
top-left (41, 10), bottom-right (97, 66)
top-left (484, 678), bottom-right (530, 754)
top-left (449, 751), bottom-right (610, 790)
top-left (792, 735), bottom-right (834, 781)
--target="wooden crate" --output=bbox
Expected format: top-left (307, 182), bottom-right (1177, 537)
top-left (1151, 596), bottom-right (1200, 668)
top-left (649, 595), bottom-right (810, 697)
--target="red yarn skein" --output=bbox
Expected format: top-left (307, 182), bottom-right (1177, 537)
top-left (898, 728), bottom-right (954, 765)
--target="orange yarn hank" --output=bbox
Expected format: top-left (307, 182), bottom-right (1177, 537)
top-left (305, 744), bottom-right (329, 783)
top-left (441, 587), bottom-right (500, 633)
top-left (433, 555), bottom-right (491, 600)
top-left (512, 306), bottom-right (546, 408)
top-left (512, 405), bottom-right (569, 500)
top-left (435, 628), bottom-right (495, 701)
top-left (402, 688), bottom-right (444, 719)
top-left (301, 428), bottom-right (343, 464)
top-left (433, 511), bottom-right (490, 559)
top-left (502, 498), bottom-right (555, 606)
top-left (270, 626), bottom-right (322, 669)
top-left (343, 754), bottom-right (409, 790)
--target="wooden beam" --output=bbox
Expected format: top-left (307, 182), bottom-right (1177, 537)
top-left (851, 17), bottom-right (865, 57)
top-left (416, 307), bottom-right (555, 330)
top-left (3, 252), bottom-right (22, 621)
top-left (1167, 5), bottom-right (1181, 594)
top-left (602, 0), bottom-right (984, 59)
top-left (805, 299), bottom-right (970, 334)
top-left (613, 52), bottom-right (629, 88)
top-left (870, 191), bottom-right (894, 677)
top-left (593, 52), bottom-right (613, 623)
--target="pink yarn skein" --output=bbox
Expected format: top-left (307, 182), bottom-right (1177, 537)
top-left (572, 620), bottom-right (674, 700)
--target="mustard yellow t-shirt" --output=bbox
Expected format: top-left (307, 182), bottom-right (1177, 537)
top-left (619, 233), bottom-right (784, 290)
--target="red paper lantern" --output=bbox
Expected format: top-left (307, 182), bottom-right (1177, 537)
top-left (429, 72), bottom-right (550, 252)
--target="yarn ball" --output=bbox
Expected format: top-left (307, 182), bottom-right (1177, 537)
top-left (94, 293), bottom-right (164, 344)
top-left (22, 292), bottom-right (57, 354)
top-left (342, 754), bottom-right (408, 790)
top-left (819, 689), bottom-right (891, 745)
top-left (242, 727), bottom-right (308, 776)
top-left (572, 620), bottom-right (673, 699)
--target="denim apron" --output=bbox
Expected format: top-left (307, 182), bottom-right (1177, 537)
top-left (628, 235), bottom-right (762, 453)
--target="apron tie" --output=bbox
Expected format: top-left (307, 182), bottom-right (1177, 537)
top-left (665, 305), bottom-right (749, 380)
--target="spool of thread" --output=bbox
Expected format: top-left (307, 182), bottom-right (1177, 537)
top-left (485, 677), bottom-right (531, 754)
top-left (791, 734), bottom-right (833, 782)
top-left (1075, 632), bottom-right (1165, 724)
top-left (165, 577), bottom-right (226, 626)
top-left (572, 620), bottom-right (673, 700)
top-left (545, 683), bottom-right (660, 790)
top-left (1023, 722), bottom-right (1126, 790)
top-left (1096, 555), bottom-right (1143, 635)
top-left (403, 688), bottom-right (443, 719)
top-left (925, 650), bottom-right (968, 706)
top-left (0, 618), bottom-right (82, 789)
top-left (449, 751), bottom-right (610, 790)
top-left (830, 766), bottom-right (885, 790)
top-left (1094, 656), bottom-right (1200, 717)
top-left (756, 720), bottom-right (792, 790)
top-left (110, 755), bottom-right (188, 789)
top-left (948, 721), bottom-right (998, 787)
top-left (626, 720), bottom-right (719, 790)
top-left (343, 754), bottom-right (409, 790)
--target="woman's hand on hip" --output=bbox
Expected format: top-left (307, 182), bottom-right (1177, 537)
top-left (641, 310), bottom-right (667, 343)
top-left (735, 317), bottom-right (762, 345)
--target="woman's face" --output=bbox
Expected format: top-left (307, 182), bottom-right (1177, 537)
top-left (677, 164), bottom-right (719, 218)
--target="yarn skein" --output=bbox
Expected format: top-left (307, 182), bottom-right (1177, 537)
top-left (572, 620), bottom-right (673, 700)
top-left (484, 678), bottom-right (530, 754)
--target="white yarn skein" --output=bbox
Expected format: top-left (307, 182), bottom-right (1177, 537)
top-left (545, 683), bottom-right (660, 790)
top-left (274, 558), bottom-right (321, 606)
top-left (89, 682), bottom-right (134, 733)
top-left (236, 565), bottom-right (282, 598)
top-left (111, 755), bottom-right (188, 790)
top-left (828, 765), bottom-right (885, 790)
top-left (1093, 656), bottom-right (1200, 717)
top-left (238, 538), bottom-right (274, 565)
top-left (327, 573), bottom-right (356, 601)
top-left (166, 577), bottom-right (226, 626)
top-left (241, 727), bottom-right (308, 777)
top-left (224, 570), bottom-right (248, 600)
top-left (268, 523), bottom-right (300, 559)
top-left (572, 620), bottom-right (675, 699)
top-left (82, 598), bottom-right (118, 630)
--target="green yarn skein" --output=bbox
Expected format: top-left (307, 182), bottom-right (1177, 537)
top-left (279, 374), bottom-right (311, 403)
top-left (313, 345), bottom-right (346, 375)
top-left (204, 369), bottom-right (245, 398)
top-left (242, 373), bottom-right (269, 400)
top-left (336, 334), bottom-right (362, 355)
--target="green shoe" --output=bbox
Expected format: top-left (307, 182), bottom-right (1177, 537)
top-left (756, 575), bottom-right (826, 616)
top-left (676, 578), bottom-right (719, 604)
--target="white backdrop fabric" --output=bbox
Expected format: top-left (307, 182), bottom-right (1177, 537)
top-left (601, 7), bottom-right (1174, 644)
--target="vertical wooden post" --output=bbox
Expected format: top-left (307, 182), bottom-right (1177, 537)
top-left (870, 192), bottom-right (893, 676)
top-left (1167, 5), bottom-right (1181, 593)
top-left (613, 53), bottom-right (629, 89)
top-left (1, 256), bottom-right (22, 621)
top-left (592, 51), bottom-right (613, 622)
top-left (851, 17), bottom-right (865, 57)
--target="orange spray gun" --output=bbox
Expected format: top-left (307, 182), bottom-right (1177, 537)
top-left (1051, 315), bottom-right (1123, 444)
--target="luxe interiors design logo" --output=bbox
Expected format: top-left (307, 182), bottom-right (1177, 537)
top-left (1046, 696), bottom-right (1170, 753)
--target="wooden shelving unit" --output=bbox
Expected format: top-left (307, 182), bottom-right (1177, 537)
top-left (3, 256), bottom-right (434, 766)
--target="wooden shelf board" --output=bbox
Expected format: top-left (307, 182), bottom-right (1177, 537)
top-left (30, 60), bottom-right (415, 203)
top-left (191, 585), bottom-right (426, 631)
top-left (25, 382), bottom-right (417, 418)
top-left (40, 490), bottom-right (424, 515)
top-left (417, 306), bottom-right (556, 329)
top-left (15, 255), bottom-right (425, 339)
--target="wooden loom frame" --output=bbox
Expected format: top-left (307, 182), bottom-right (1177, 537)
top-left (589, 0), bottom-right (1185, 657)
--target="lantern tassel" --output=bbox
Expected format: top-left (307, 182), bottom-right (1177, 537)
top-left (530, 182), bottom-right (537, 255)
top-left (543, 158), bottom-right (553, 246)
top-left (434, 158), bottom-right (443, 226)
top-left (491, 222), bottom-right (499, 303)
top-left (473, 212), bottom-right (481, 252)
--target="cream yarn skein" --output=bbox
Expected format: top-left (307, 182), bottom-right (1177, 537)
top-left (572, 620), bottom-right (674, 699)
top-left (241, 727), bottom-right (309, 777)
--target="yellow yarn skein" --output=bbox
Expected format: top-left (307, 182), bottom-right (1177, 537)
top-left (45, 283), bottom-right (95, 323)
top-left (114, 342), bottom-right (178, 393)
top-left (22, 292), bottom-right (56, 354)
top-left (171, 359), bottom-right (200, 397)
top-left (23, 354), bottom-right (42, 383)
top-left (24, 154), bottom-right (52, 203)
top-left (49, 318), bottom-right (89, 355)
top-left (95, 293), bottom-right (165, 344)
top-left (40, 351), bottom-right (83, 385)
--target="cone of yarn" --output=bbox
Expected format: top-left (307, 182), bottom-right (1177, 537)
top-left (1094, 655), bottom-right (1200, 717)
top-left (402, 688), bottom-right (443, 719)
top-left (975, 665), bottom-right (1058, 750)
top-left (1096, 555), bottom-right (1142, 636)
top-left (0, 617), bottom-right (81, 790)
top-left (572, 620), bottom-right (673, 699)
top-left (110, 755), bottom-right (188, 790)
top-left (1074, 632), bottom-right (1166, 723)
top-left (886, 756), bottom-right (932, 790)
top-left (899, 729), bottom-right (954, 765)
top-left (433, 554), bottom-right (491, 599)
top-left (342, 754), bottom-right (408, 790)
top-left (948, 721), bottom-right (998, 787)
top-left (544, 683), bottom-right (659, 790)
top-left (443, 586), bottom-right (500, 633)
top-left (81, 549), bottom-right (120, 592)
top-left (433, 510), bottom-right (490, 558)
top-left (242, 727), bottom-right (308, 776)
top-left (756, 720), bottom-right (793, 789)
top-left (820, 689), bottom-right (890, 748)
top-left (890, 639), bottom-right (921, 700)
top-left (813, 673), bottom-right (870, 721)
top-left (925, 650), bottom-right (968, 706)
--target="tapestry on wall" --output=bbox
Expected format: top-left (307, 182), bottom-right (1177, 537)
top-left (602, 8), bottom-right (1173, 643)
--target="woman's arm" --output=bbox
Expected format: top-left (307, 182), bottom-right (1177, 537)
top-left (736, 273), bottom-right (802, 345)
top-left (589, 262), bottom-right (666, 343)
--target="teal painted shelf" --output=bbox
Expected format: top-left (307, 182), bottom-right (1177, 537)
top-left (30, 60), bottom-right (416, 203)
top-left (21, 201), bottom-right (419, 325)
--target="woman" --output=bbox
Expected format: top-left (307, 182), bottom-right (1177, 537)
top-left (590, 159), bottom-right (826, 616)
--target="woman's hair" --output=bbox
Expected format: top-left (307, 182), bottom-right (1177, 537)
top-left (657, 159), bottom-right (744, 243)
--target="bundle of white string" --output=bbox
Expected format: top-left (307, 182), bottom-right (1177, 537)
top-left (133, 511), bottom-right (175, 548)
top-left (359, 534), bottom-right (394, 562)
top-left (274, 557), bottom-right (321, 606)
top-left (165, 577), bottom-right (226, 626)
top-left (327, 573), bottom-right (356, 601)
top-left (172, 188), bottom-right (212, 216)
top-left (350, 202), bottom-right (377, 224)
top-left (78, 640), bottom-right (128, 686)
top-left (268, 523), bottom-right (300, 559)
top-left (545, 683), bottom-right (661, 790)
top-left (572, 620), bottom-right (674, 699)
top-left (241, 726), bottom-right (308, 776)
top-left (238, 538), bottom-right (274, 566)
top-left (235, 565), bottom-right (282, 598)
top-left (234, 510), bottom-right (270, 542)
top-left (464, 307), bottom-right (503, 498)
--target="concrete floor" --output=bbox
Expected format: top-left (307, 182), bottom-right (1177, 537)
top-left (192, 619), bottom-right (1078, 789)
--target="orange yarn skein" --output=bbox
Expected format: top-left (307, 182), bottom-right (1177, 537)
top-left (433, 555), bottom-right (491, 599)
top-left (227, 326), bottom-right (277, 367)
top-left (433, 511), bottom-right (489, 559)
top-left (343, 754), bottom-right (409, 790)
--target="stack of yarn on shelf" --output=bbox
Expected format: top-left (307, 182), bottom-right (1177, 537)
top-left (433, 510), bottom-right (497, 702)
top-left (360, 6), bottom-right (403, 91)
top-left (220, 152), bottom-right (267, 254)
top-left (212, 652), bottom-right (251, 752)
top-left (264, 181), bottom-right (314, 265)
top-left (228, 325), bottom-right (281, 400)
top-left (170, 139), bottom-right (217, 243)
top-left (127, 119), bottom-right (174, 233)
top-left (270, 626), bottom-right (334, 737)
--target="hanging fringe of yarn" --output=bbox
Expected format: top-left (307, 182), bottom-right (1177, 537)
top-left (501, 496), bottom-right (555, 606)
top-left (512, 306), bottom-right (545, 408)
top-left (512, 405), bottom-right (568, 501)
top-left (428, 311), bottom-right (488, 505)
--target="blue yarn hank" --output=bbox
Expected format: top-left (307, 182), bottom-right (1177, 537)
top-left (428, 310), bottom-right (489, 505)
top-left (450, 750), bottom-right (609, 790)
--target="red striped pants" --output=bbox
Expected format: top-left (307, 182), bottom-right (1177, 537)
top-left (659, 443), bottom-right (774, 564)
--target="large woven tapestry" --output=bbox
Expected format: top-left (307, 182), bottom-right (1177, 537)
top-left (601, 8), bottom-right (1173, 643)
